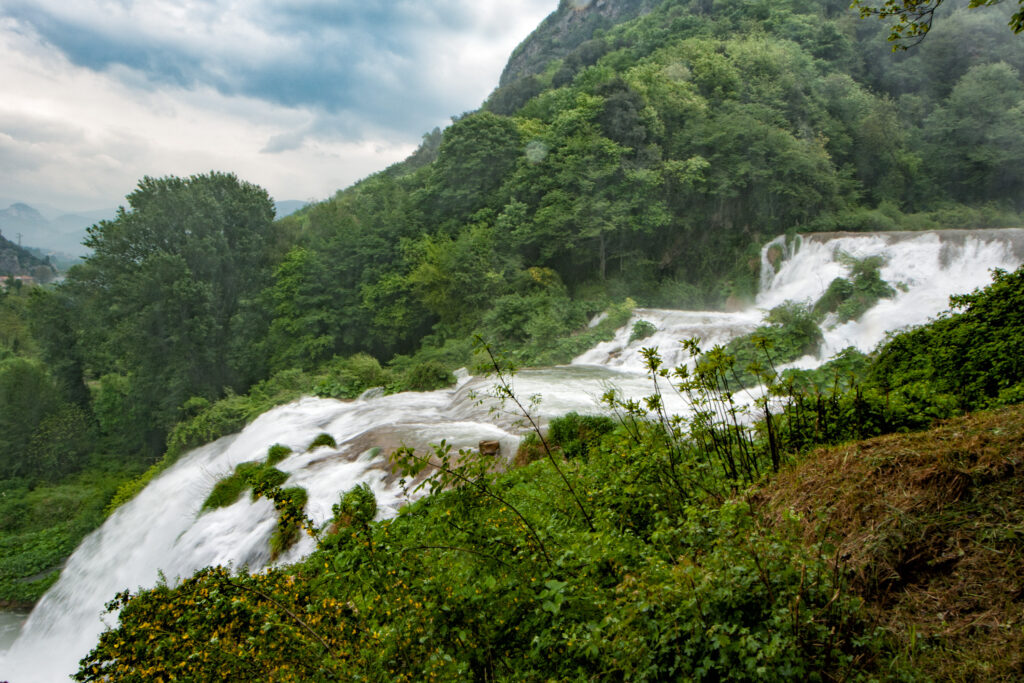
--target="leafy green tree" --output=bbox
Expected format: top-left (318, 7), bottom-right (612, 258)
top-left (57, 172), bottom-right (276, 455)
top-left (420, 111), bottom-right (522, 223)
top-left (0, 358), bottom-right (63, 478)
top-left (405, 221), bottom-right (516, 334)
top-left (27, 289), bottom-right (90, 407)
top-left (923, 62), bottom-right (1024, 205)
top-left (265, 247), bottom-right (338, 371)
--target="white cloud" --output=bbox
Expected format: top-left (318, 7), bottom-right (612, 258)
top-left (0, 1), bottom-right (556, 211)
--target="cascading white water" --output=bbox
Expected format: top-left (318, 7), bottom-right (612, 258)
top-left (759, 229), bottom-right (1024, 364)
top-left (573, 228), bottom-right (1024, 371)
top-left (2, 228), bottom-right (1022, 682)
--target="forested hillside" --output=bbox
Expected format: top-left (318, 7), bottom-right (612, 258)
top-left (0, 231), bottom-right (55, 281)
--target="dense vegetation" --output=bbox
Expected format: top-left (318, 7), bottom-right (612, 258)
top-left (75, 263), bottom-right (1024, 680)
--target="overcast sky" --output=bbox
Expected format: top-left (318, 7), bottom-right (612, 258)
top-left (0, 0), bottom-right (556, 214)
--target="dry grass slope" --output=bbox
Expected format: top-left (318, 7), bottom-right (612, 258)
top-left (761, 406), bottom-right (1024, 680)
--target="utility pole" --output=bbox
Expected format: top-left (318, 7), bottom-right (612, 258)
top-left (16, 232), bottom-right (21, 247)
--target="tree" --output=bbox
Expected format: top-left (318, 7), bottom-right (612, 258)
top-left (57, 172), bottom-right (275, 455)
top-left (265, 247), bottom-right (338, 371)
top-left (853, 1), bottom-right (1024, 47)
top-left (923, 62), bottom-right (1024, 205)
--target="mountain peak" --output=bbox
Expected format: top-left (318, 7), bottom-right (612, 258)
top-left (2, 203), bottom-right (47, 225)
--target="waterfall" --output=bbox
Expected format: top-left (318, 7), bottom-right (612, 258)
top-left (3, 228), bottom-right (1022, 682)
top-left (573, 228), bottom-right (1024, 371)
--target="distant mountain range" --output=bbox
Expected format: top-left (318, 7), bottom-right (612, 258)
top-left (0, 199), bottom-right (308, 261)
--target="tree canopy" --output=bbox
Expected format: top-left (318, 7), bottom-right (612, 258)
top-left (51, 172), bottom-right (276, 455)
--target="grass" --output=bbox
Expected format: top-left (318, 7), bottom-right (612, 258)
top-left (760, 405), bottom-right (1024, 680)
top-left (0, 469), bottom-right (130, 605)
top-left (201, 463), bottom-right (288, 512)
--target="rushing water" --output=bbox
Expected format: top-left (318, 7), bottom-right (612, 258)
top-left (0, 611), bottom-right (28, 654)
top-left (3, 228), bottom-right (1022, 682)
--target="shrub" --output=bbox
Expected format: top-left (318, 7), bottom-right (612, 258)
top-left (404, 361), bottom-right (456, 392)
top-left (165, 394), bottom-right (251, 461)
top-left (202, 470), bottom-right (251, 511)
top-left (307, 433), bottom-right (337, 451)
top-left (629, 319), bottom-right (657, 343)
top-left (314, 353), bottom-right (391, 399)
top-left (813, 254), bottom-right (895, 323)
top-left (547, 412), bottom-right (616, 460)
top-left (265, 444), bottom-right (292, 466)
top-left (268, 487), bottom-right (309, 560)
top-left (333, 483), bottom-right (377, 527)
top-left (870, 265), bottom-right (1024, 409)
top-left (513, 431), bottom-right (546, 467)
top-left (201, 463), bottom-right (288, 511)
top-left (704, 302), bottom-right (822, 388)
top-left (247, 466), bottom-right (288, 495)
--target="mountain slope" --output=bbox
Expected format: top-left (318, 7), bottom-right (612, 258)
top-left (499, 0), bottom-right (659, 86)
top-left (0, 230), bottom-right (55, 278)
top-left (0, 203), bottom-right (102, 256)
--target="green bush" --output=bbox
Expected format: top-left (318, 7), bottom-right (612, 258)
top-left (547, 412), bottom-right (616, 460)
top-left (509, 298), bottom-right (637, 367)
top-left (629, 319), bottom-right (657, 343)
top-left (813, 254), bottom-right (895, 323)
top-left (0, 470), bottom-right (126, 604)
top-left (314, 353), bottom-right (391, 399)
top-left (307, 433), bottom-right (337, 451)
top-left (403, 361), bottom-right (456, 392)
top-left (201, 463), bottom-right (288, 511)
top-left (165, 394), bottom-right (252, 461)
top-left (201, 469), bottom-right (252, 511)
top-left (266, 444), bottom-right (292, 466)
top-left (247, 465), bottom-right (288, 496)
top-left (513, 431), bottom-right (546, 467)
top-left (268, 486), bottom-right (308, 560)
top-left (333, 483), bottom-right (377, 528)
top-left (704, 302), bottom-right (822, 388)
top-left (870, 265), bottom-right (1024, 409)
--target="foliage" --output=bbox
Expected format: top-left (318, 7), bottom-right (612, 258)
top-left (263, 486), bottom-right (310, 561)
top-left (398, 360), bottom-right (453, 392)
top-left (870, 264), bottom-right (1024, 409)
top-left (0, 469), bottom-right (132, 604)
top-left (0, 357), bottom-right (91, 482)
top-left (38, 172), bottom-right (277, 459)
top-left (813, 254), bottom-right (896, 323)
top-left (313, 353), bottom-right (390, 399)
top-left (202, 462), bottom-right (289, 512)
top-left (266, 444), bottom-right (292, 467)
top-left (546, 412), bottom-right (616, 461)
top-left (331, 483), bottom-right (378, 530)
top-left (307, 433), bottom-right (337, 451)
top-left (701, 302), bottom-right (822, 388)
top-left (628, 318), bottom-right (657, 342)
